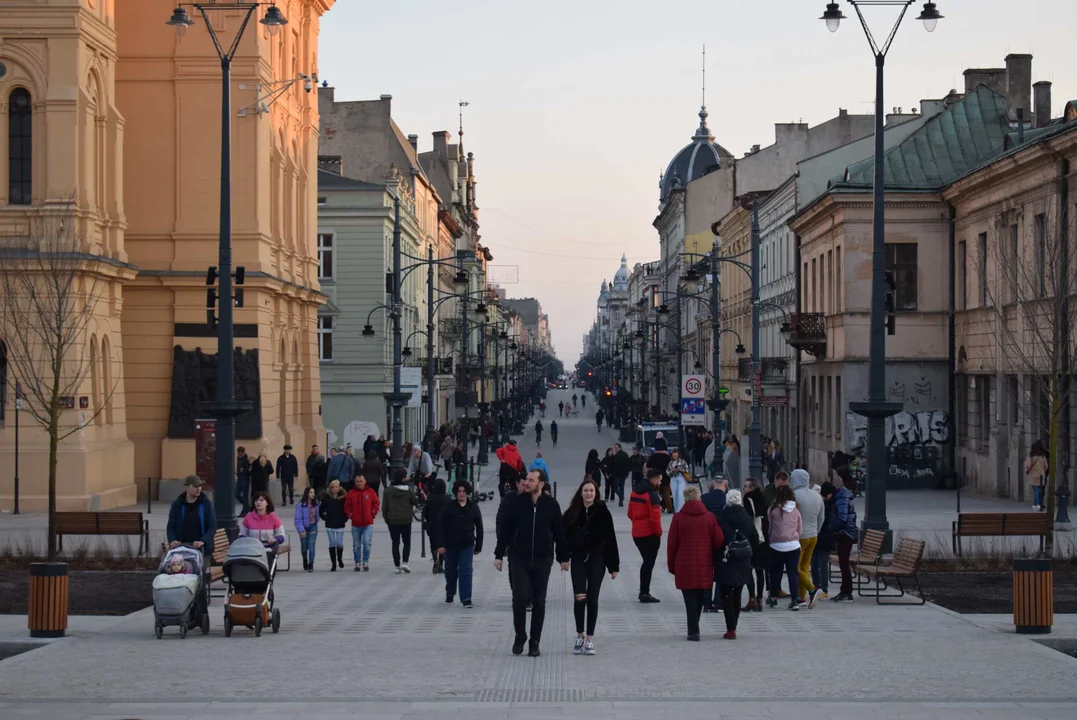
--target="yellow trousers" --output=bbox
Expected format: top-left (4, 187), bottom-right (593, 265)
top-left (798, 537), bottom-right (817, 598)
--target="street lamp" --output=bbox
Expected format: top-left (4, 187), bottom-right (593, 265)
top-left (169, 1), bottom-right (288, 534)
top-left (822, 0), bottom-right (941, 547)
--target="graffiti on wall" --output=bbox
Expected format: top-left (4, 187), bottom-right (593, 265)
top-left (888, 378), bottom-right (937, 407)
top-left (845, 409), bottom-right (951, 455)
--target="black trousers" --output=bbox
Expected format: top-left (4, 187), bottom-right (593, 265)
top-left (719, 583), bottom-right (743, 632)
top-left (509, 557), bottom-right (553, 643)
top-left (604, 477), bottom-right (615, 501)
top-left (388, 523), bottom-right (411, 566)
top-left (281, 477), bottom-right (295, 504)
top-left (570, 555), bottom-right (605, 636)
top-left (681, 588), bottom-right (706, 636)
top-left (633, 535), bottom-right (660, 597)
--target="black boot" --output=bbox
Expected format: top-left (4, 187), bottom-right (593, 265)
top-left (329, 549), bottom-right (337, 571)
top-left (337, 547), bottom-right (345, 570)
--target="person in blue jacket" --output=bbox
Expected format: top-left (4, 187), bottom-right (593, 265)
top-left (166, 475), bottom-right (216, 554)
top-left (529, 453), bottom-right (551, 484)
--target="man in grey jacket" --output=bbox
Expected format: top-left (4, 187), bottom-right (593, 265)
top-left (790, 468), bottom-right (824, 608)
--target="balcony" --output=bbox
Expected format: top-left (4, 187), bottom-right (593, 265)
top-left (787, 312), bottom-right (827, 358)
top-left (737, 357), bottom-right (791, 384)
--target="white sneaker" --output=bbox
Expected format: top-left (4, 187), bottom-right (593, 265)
top-left (401, 564), bottom-right (411, 574)
top-left (395, 567), bottom-right (403, 574)
top-left (584, 640), bottom-right (596, 656)
top-left (573, 637), bottom-right (584, 655)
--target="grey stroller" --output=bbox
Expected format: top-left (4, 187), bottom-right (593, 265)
top-left (153, 545), bottom-right (210, 639)
top-left (222, 536), bottom-right (281, 637)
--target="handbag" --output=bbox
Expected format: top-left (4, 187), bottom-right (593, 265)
top-left (746, 497), bottom-right (765, 543)
top-left (724, 529), bottom-right (753, 562)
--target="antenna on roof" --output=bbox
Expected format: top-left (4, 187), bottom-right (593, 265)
top-left (459, 100), bottom-right (470, 140)
top-left (701, 44), bottom-right (706, 109)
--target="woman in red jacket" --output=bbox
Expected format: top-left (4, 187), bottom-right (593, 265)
top-left (627, 468), bottom-right (664, 603)
top-left (667, 484), bottom-right (724, 641)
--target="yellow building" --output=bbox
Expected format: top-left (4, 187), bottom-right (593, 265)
top-left (0, 0), bottom-right (334, 511)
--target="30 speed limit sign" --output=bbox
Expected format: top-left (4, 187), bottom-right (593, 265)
top-left (683, 376), bottom-right (703, 397)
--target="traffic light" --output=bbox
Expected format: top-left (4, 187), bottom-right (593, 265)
top-left (884, 270), bottom-right (896, 336)
top-left (604, 389), bottom-right (612, 397)
top-left (706, 396), bottom-right (730, 413)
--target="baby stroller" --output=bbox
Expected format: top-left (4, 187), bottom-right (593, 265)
top-left (152, 545), bottom-right (210, 639)
top-left (222, 536), bottom-right (281, 637)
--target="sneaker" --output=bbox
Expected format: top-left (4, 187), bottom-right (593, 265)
top-left (832, 593), bottom-right (854, 603)
top-left (395, 567), bottom-right (403, 574)
top-left (528, 641), bottom-right (541, 657)
top-left (584, 641), bottom-right (596, 656)
top-left (573, 637), bottom-right (585, 655)
top-left (526, 603), bottom-right (533, 612)
top-left (817, 591), bottom-right (829, 600)
top-left (808, 589), bottom-right (822, 609)
top-left (354, 564), bottom-right (362, 572)
top-left (462, 601), bottom-right (474, 609)
top-left (512, 637), bottom-right (526, 656)
top-left (778, 590), bottom-right (790, 598)
top-left (797, 599), bottom-right (809, 609)
top-left (723, 631), bottom-right (737, 640)
top-left (446, 595), bottom-right (454, 604)
top-left (702, 605), bottom-right (719, 613)
top-left (686, 633), bottom-right (700, 642)
top-left (639, 594), bottom-right (661, 604)
top-left (789, 602), bottom-right (800, 612)
top-left (401, 564), bottom-right (411, 574)
top-left (363, 564), bottom-right (370, 572)
top-left (765, 597), bottom-right (778, 608)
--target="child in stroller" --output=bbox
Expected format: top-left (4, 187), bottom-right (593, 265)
top-left (153, 545), bottom-right (210, 639)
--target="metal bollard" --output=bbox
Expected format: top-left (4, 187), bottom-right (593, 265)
top-left (147, 477), bottom-right (152, 514)
top-left (469, 460), bottom-right (475, 483)
top-left (421, 516), bottom-right (427, 558)
top-left (1057, 484), bottom-right (1071, 525)
top-left (553, 481), bottom-right (558, 499)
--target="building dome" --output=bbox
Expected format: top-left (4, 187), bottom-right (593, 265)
top-left (659, 105), bottom-right (731, 203)
top-left (598, 278), bottom-right (609, 306)
top-left (612, 254), bottom-right (629, 291)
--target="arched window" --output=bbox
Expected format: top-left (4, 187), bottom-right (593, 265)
top-left (8, 89), bottom-right (32, 205)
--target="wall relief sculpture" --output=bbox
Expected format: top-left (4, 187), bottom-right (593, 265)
top-left (167, 345), bottom-right (263, 439)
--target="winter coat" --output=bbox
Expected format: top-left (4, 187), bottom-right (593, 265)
top-left (831, 487), bottom-right (857, 540)
top-left (306, 453), bottom-right (327, 488)
top-left (495, 486), bottom-right (517, 542)
top-left (565, 502), bottom-right (620, 573)
top-left (585, 456), bottom-right (603, 486)
top-left (293, 501), bottom-right (320, 535)
top-left (723, 448), bottom-right (741, 487)
top-left (165, 493), bottom-right (216, 550)
top-left (382, 482), bottom-right (417, 525)
top-left (1025, 454), bottom-right (1048, 487)
top-left (250, 459), bottom-right (274, 495)
top-left (716, 503), bottom-right (757, 587)
top-left (422, 489), bottom-right (450, 539)
top-left (627, 479), bottom-right (663, 538)
top-left (701, 488), bottom-right (726, 523)
top-left (276, 453), bottom-right (299, 483)
top-left (239, 511), bottom-right (286, 546)
top-left (343, 486), bottom-right (380, 527)
top-left (529, 457), bottom-right (552, 482)
top-left (629, 453), bottom-right (645, 481)
top-left (646, 450), bottom-right (671, 476)
top-left (666, 499), bottom-right (724, 590)
top-left (495, 444), bottom-right (525, 473)
top-left (407, 451), bottom-right (435, 478)
top-left (817, 496), bottom-right (837, 553)
top-left (744, 489), bottom-right (770, 568)
top-left (437, 499), bottom-right (484, 553)
top-left (494, 492), bottom-right (569, 563)
top-left (319, 488), bottom-right (348, 529)
top-left (362, 457), bottom-right (383, 487)
top-left (612, 450), bottom-right (632, 478)
top-left (768, 502), bottom-right (803, 549)
top-left (326, 453), bottom-right (350, 483)
top-left (791, 469), bottom-right (824, 539)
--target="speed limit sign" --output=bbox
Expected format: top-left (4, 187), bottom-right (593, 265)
top-left (682, 375), bottom-right (704, 398)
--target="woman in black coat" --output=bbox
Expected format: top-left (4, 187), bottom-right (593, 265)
top-left (563, 477), bottom-right (619, 655)
top-left (584, 449), bottom-right (603, 491)
top-left (742, 478), bottom-right (769, 611)
top-left (422, 478), bottom-right (450, 573)
top-left (250, 454), bottom-right (274, 496)
top-left (600, 448), bottom-right (616, 501)
top-left (716, 489), bottom-right (758, 639)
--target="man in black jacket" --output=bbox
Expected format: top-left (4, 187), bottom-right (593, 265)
top-left (494, 469), bottom-right (569, 657)
top-left (701, 477), bottom-right (729, 611)
top-left (437, 479), bottom-right (484, 608)
top-left (611, 443), bottom-right (632, 507)
top-left (276, 445), bottom-right (299, 506)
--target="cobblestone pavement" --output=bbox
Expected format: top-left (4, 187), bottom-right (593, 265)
top-left (1, 391), bottom-right (1076, 718)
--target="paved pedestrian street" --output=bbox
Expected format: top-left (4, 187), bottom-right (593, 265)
top-left (1, 391), bottom-right (1076, 719)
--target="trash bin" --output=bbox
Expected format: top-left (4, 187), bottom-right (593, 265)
top-left (28, 562), bottom-right (69, 638)
top-left (1013, 558), bottom-right (1052, 635)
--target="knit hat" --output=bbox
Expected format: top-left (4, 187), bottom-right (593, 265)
top-left (726, 489), bottom-right (743, 506)
top-left (655, 431), bottom-right (664, 439)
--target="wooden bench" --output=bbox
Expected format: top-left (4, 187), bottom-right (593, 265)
top-left (55, 512), bottom-right (149, 555)
top-left (829, 528), bottom-right (885, 584)
top-left (856, 536), bottom-right (926, 605)
top-left (952, 512), bottom-right (1047, 556)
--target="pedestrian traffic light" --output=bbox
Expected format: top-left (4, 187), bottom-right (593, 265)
top-left (884, 270), bottom-right (896, 336)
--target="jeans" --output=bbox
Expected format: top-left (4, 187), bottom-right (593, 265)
top-left (388, 523), bottom-right (412, 567)
top-left (235, 475), bottom-right (251, 513)
top-left (836, 534), bottom-right (855, 596)
top-left (444, 546), bottom-right (475, 603)
top-left (299, 525), bottom-right (318, 566)
top-left (351, 525), bottom-right (373, 565)
top-left (681, 588), bottom-right (706, 636)
top-left (719, 583), bottom-right (743, 632)
top-left (810, 543), bottom-right (830, 593)
top-left (633, 535), bottom-right (661, 597)
top-left (797, 537), bottom-right (818, 597)
top-left (770, 547), bottom-right (800, 601)
top-left (570, 555), bottom-right (606, 636)
top-left (671, 475), bottom-right (687, 513)
top-left (1033, 485), bottom-right (1045, 507)
top-left (326, 528), bottom-right (344, 549)
top-left (509, 557), bottom-right (553, 643)
top-left (614, 475), bottom-right (627, 503)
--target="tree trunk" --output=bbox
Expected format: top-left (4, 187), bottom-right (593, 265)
top-left (1044, 389), bottom-right (1062, 558)
top-left (47, 410), bottom-right (59, 562)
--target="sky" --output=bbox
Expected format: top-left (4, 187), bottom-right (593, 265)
top-left (318, 0), bottom-right (1077, 363)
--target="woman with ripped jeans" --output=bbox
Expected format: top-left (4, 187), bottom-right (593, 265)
top-left (563, 477), bottom-right (620, 656)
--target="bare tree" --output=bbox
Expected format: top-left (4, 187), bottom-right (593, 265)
top-left (0, 207), bottom-right (114, 560)
top-left (981, 196), bottom-right (1075, 555)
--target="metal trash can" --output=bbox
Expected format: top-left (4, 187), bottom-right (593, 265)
top-left (1013, 558), bottom-right (1052, 635)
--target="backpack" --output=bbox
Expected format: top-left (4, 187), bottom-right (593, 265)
top-left (723, 528), bottom-right (753, 562)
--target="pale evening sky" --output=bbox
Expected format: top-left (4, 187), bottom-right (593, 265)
top-left (319, 0), bottom-right (1076, 363)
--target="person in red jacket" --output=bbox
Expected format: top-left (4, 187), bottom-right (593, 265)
top-left (627, 468), bottom-right (664, 603)
top-left (667, 484), bottom-right (724, 641)
top-left (495, 440), bottom-right (526, 496)
top-left (344, 476), bottom-right (380, 571)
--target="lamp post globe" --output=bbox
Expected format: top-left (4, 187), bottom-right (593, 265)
top-left (820, 2), bottom-right (845, 32)
top-left (917, 1), bottom-right (943, 32)
top-left (166, 6), bottom-right (194, 37)
top-left (260, 5), bottom-right (288, 36)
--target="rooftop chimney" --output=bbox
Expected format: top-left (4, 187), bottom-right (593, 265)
top-left (1005, 53), bottom-right (1032, 123)
top-left (433, 130), bottom-right (451, 160)
top-left (1034, 81), bottom-right (1053, 128)
top-left (407, 133), bottom-right (418, 151)
top-left (962, 68), bottom-right (1006, 95)
top-left (379, 94), bottom-right (393, 115)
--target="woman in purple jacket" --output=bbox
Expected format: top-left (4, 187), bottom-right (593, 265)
top-left (294, 487), bottom-right (320, 573)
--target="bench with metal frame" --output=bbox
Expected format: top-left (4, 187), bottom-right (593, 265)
top-left (951, 512), bottom-right (1047, 556)
top-left (829, 528), bottom-right (885, 584)
top-left (855, 536), bottom-right (926, 605)
top-left (55, 512), bottom-right (149, 555)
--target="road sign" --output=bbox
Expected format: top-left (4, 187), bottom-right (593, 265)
top-left (680, 397), bottom-right (706, 426)
top-left (682, 374), bottom-right (704, 398)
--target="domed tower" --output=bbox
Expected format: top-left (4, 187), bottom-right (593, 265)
top-left (612, 254), bottom-right (629, 292)
top-left (659, 103), bottom-right (732, 204)
top-left (598, 279), bottom-right (610, 307)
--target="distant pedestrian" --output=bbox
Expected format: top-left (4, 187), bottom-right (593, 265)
top-left (362, 453), bottom-right (383, 498)
top-left (293, 487), bottom-right (320, 572)
top-left (723, 437), bottom-right (742, 489)
top-left (629, 447), bottom-right (645, 486)
top-left (550, 421), bottom-right (559, 446)
top-left (594, 408), bottom-right (604, 431)
top-left (666, 485), bottom-right (723, 641)
top-left (564, 477), bottom-right (619, 656)
top-left (572, 394), bottom-right (578, 408)
top-left (235, 447), bottom-right (252, 517)
top-left (344, 476), bottom-right (380, 571)
top-left (812, 481), bottom-right (836, 599)
top-left (582, 395), bottom-right (587, 409)
top-left (716, 489), bottom-right (756, 639)
top-left (383, 468), bottom-right (417, 573)
top-left (559, 401), bottom-right (565, 417)
top-left (601, 448), bottom-right (616, 501)
top-left (611, 443), bottom-right (631, 507)
top-left (766, 485), bottom-right (802, 611)
top-left (627, 468), bottom-right (664, 603)
top-left (584, 449), bottom-right (603, 492)
top-left (250, 453), bottom-right (274, 497)
top-left (647, 433), bottom-right (672, 513)
top-left (423, 478), bottom-right (450, 574)
top-left (438, 479), bottom-right (484, 608)
top-left (791, 469), bottom-right (824, 609)
top-left (534, 420), bottom-right (543, 447)
top-left (821, 481), bottom-right (857, 602)
top-left (668, 449), bottom-right (691, 513)
top-left (1026, 440), bottom-right (1049, 511)
top-left (306, 445), bottom-right (327, 499)
top-left (276, 445), bottom-right (299, 506)
top-left (529, 453), bottom-right (552, 484)
top-left (319, 479), bottom-right (347, 571)
top-left (741, 477), bottom-right (769, 611)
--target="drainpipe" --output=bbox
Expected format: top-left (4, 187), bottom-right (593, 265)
top-left (1060, 156), bottom-right (1072, 495)
top-left (946, 202), bottom-right (960, 494)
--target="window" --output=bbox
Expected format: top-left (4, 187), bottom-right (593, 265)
top-left (827, 250), bottom-right (833, 315)
top-left (1007, 375), bottom-right (1019, 426)
top-left (884, 243), bottom-right (917, 310)
top-left (809, 376), bottom-right (816, 433)
top-left (317, 196), bottom-right (327, 206)
top-left (978, 232), bottom-right (988, 307)
top-left (818, 256), bottom-right (825, 313)
top-left (957, 240), bottom-right (967, 310)
top-left (1034, 213), bottom-right (1047, 297)
top-left (318, 316), bottom-right (333, 361)
top-left (8, 88), bottom-right (32, 205)
top-left (978, 376), bottom-right (991, 447)
top-left (825, 376), bottom-right (832, 435)
top-left (317, 233), bottom-right (334, 280)
top-left (811, 258), bottom-right (817, 311)
top-left (835, 376), bottom-right (842, 438)
top-left (1008, 224), bottom-right (1019, 303)
top-left (835, 245), bottom-right (842, 312)
top-left (802, 261), bottom-right (809, 308)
